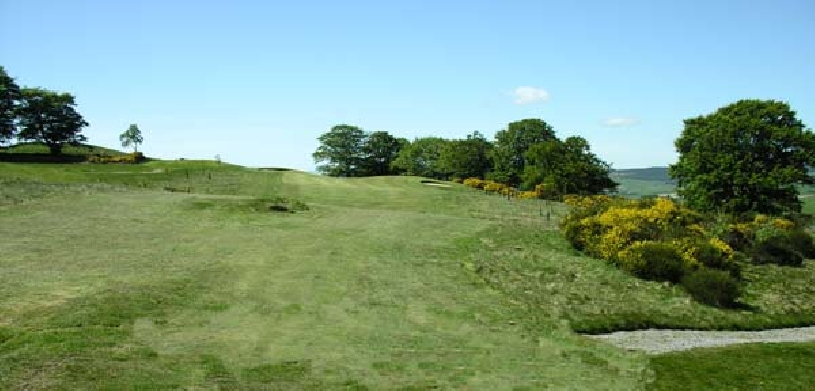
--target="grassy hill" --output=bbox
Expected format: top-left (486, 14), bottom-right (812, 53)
top-left (1, 160), bottom-right (814, 389)
top-left (0, 142), bottom-right (129, 156)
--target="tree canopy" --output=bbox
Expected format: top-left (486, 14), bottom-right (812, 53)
top-left (491, 119), bottom-right (557, 186)
top-left (313, 125), bottom-right (406, 177)
top-left (523, 136), bottom-right (617, 197)
top-left (360, 131), bottom-right (406, 176)
top-left (0, 66), bottom-right (21, 144)
top-left (16, 88), bottom-right (88, 154)
top-left (391, 137), bottom-right (450, 179)
top-left (669, 99), bottom-right (815, 215)
top-left (439, 131), bottom-right (493, 180)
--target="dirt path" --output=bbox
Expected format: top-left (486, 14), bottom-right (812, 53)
top-left (585, 326), bottom-right (815, 354)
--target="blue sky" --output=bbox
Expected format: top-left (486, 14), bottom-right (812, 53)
top-left (2, 0), bottom-right (813, 170)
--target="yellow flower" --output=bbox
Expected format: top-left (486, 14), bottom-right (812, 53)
top-left (771, 218), bottom-right (795, 230)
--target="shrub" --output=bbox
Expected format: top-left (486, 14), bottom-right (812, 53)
top-left (750, 234), bottom-right (805, 267)
top-left (691, 239), bottom-right (742, 278)
top-left (518, 190), bottom-right (540, 199)
top-left (483, 182), bottom-right (506, 194)
top-left (681, 268), bottom-right (742, 308)
top-left (719, 225), bottom-right (752, 252)
top-left (617, 241), bottom-right (686, 283)
top-left (787, 229), bottom-right (815, 259)
top-left (463, 178), bottom-right (488, 189)
top-left (88, 152), bottom-right (145, 164)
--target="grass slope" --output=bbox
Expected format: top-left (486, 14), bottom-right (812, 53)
top-left (0, 142), bottom-right (128, 156)
top-left (1, 160), bottom-right (814, 389)
top-left (0, 162), bottom-right (646, 389)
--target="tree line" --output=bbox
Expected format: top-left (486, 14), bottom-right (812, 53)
top-left (313, 118), bottom-right (617, 198)
top-left (314, 99), bottom-right (815, 214)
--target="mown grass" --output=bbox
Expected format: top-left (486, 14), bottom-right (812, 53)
top-left (1, 160), bottom-right (814, 389)
top-left (0, 163), bottom-right (646, 389)
top-left (648, 342), bottom-right (815, 390)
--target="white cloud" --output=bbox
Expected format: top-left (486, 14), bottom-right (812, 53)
top-left (602, 117), bottom-right (640, 127)
top-left (512, 86), bottom-right (550, 105)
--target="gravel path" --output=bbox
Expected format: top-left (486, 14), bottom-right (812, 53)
top-left (585, 326), bottom-right (815, 354)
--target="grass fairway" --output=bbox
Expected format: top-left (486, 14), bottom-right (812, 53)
top-left (0, 162), bottom-right (647, 389)
top-left (648, 342), bottom-right (815, 390)
top-left (2, 161), bottom-right (815, 389)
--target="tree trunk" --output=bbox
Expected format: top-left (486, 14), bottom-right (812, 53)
top-left (49, 143), bottom-right (62, 155)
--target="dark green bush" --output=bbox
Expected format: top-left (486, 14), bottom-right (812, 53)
top-left (618, 241), bottom-right (686, 283)
top-left (720, 227), bottom-right (751, 253)
top-left (694, 241), bottom-right (742, 279)
top-left (681, 268), bottom-right (742, 308)
top-left (787, 229), bottom-right (815, 259)
top-left (750, 235), bottom-right (805, 267)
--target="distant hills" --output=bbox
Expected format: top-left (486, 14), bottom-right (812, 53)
top-left (612, 166), bottom-right (674, 183)
top-left (611, 167), bottom-right (676, 198)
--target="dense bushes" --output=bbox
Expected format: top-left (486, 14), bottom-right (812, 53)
top-left (560, 195), bottom-right (814, 308)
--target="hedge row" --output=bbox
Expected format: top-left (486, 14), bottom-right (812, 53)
top-left (460, 178), bottom-right (544, 199)
top-left (87, 152), bottom-right (146, 164)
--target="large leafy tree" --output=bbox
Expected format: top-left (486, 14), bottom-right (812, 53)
top-left (360, 131), bottom-right (406, 176)
top-left (439, 131), bottom-right (493, 179)
top-left (670, 99), bottom-right (815, 215)
top-left (523, 136), bottom-right (617, 196)
top-left (16, 88), bottom-right (88, 154)
top-left (313, 124), bottom-right (368, 176)
top-left (120, 123), bottom-right (144, 153)
top-left (492, 118), bottom-right (557, 187)
top-left (391, 137), bottom-right (451, 179)
top-left (0, 66), bottom-right (21, 144)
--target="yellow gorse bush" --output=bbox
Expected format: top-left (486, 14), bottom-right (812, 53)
top-left (483, 182), bottom-right (507, 193)
top-left (771, 218), bottom-right (795, 230)
top-left (87, 152), bottom-right (145, 164)
top-left (560, 195), bottom-right (730, 272)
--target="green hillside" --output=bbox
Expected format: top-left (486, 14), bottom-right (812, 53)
top-left (0, 142), bottom-right (128, 156)
top-left (1, 160), bottom-right (814, 389)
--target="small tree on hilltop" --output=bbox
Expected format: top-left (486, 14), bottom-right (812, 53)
top-left (670, 99), bottom-right (815, 215)
top-left (120, 123), bottom-right (143, 153)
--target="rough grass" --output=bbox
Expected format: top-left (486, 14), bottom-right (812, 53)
top-left (1, 160), bottom-right (814, 389)
top-left (472, 227), bottom-right (815, 334)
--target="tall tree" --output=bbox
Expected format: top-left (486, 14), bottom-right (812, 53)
top-left (313, 124), bottom-right (367, 177)
top-left (492, 119), bottom-right (557, 187)
top-left (0, 66), bottom-right (20, 144)
top-left (391, 137), bottom-right (450, 179)
top-left (439, 131), bottom-right (493, 179)
top-left (360, 131), bottom-right (405, 176)
top-left (670, 99), bottom-right (815, 215)
top-left (16, 88), bottom-right (88, 154)
top-left (120, 123), bottom-right (143, 153)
